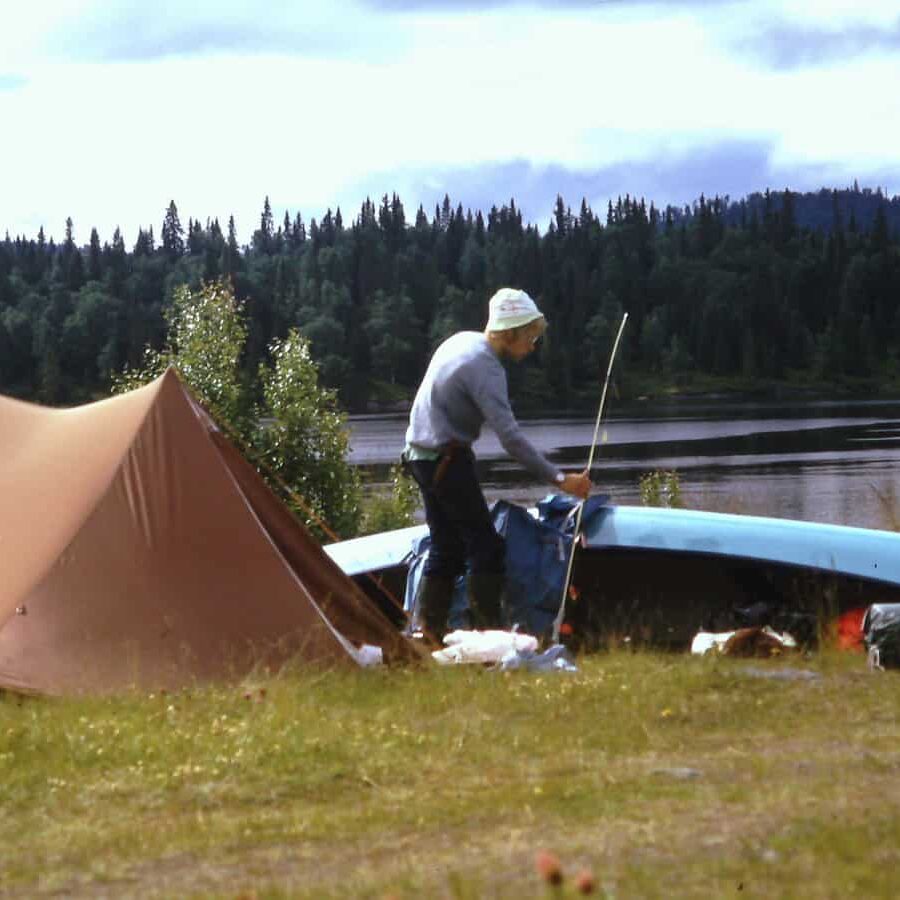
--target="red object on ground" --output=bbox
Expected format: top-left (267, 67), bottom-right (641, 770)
top-left (575, 868), bottom-right (596, 894)
top-left (559, 623), bottom-right (574, 636)
top-left (836, 606), bottom-right (868, 651)
top-left (535, 849), bottom-right (563, 885)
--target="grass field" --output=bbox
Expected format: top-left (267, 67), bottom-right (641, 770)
top-left (2, 648), bottom-right (899, 898)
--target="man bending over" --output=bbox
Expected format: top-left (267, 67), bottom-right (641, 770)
top-left (403, 287), bottom-right (591, 641)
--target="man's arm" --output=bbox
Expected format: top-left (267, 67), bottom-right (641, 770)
top-left (475, 366), bottom-right (590, 498)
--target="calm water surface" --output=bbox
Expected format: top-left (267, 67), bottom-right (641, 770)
top-left (347, 399), bottom-right (900, 530)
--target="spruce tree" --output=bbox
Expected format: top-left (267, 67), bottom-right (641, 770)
top-left (780, 188), bottom-right (797, 247)
top-left (88, 227), bottom-right (102, 281)
top-left (320, 209), bottom-right (335, 246)
top-left (292, 211), bottom-right (307, 246)
top-left (871, 203), bottom-right (890, 253)
top-left (61, 217), bottom-right (84, 291)
top-left (161, 200), bottom-right (185, 260)
top-left (187, 218), bottom-right (204, 256)
top-left (252, 196), bottom-right (274, 254)
top-left (106, 227), bottom-right (127, 291)
top-left (222, 216), bottom-right (240, 273)
top-left (133, 228), bottom-right (151, 257)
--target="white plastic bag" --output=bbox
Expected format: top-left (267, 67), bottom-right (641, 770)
top-left (432, 629), bottom-right (539, 665)
top-left (497, 643), bottom-right (578, 673)
top-left (352, 643), bottom-right (384, 667)
top-left (691, 626), bottom-right (797, 656)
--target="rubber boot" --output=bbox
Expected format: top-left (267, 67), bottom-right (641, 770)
top-left (414, 575), bottom-right (455, 645)
top-left (466, 572), bottom-right (507, 631)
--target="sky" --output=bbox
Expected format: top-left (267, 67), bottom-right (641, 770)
top-left (1, 0), bottom-right (899, 246)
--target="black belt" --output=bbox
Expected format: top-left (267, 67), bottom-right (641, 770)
top-left (403, 441), bottom-right (471, 487)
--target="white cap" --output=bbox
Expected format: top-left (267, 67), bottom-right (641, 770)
top-left (486, 288), bottom-right (545, 332)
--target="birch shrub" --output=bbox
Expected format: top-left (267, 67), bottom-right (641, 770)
top-left (639, 469), bottom-right (683, 508)
top-left (113, 280), bottom-right (362, 540)
top-left (359, 463), bottom-right (420, 536)
top-left (257, 330), bottom-right (361, 540)
top-left (112, 280), bottom-right (251, 437)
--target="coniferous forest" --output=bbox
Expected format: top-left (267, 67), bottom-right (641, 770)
top-left (3, 185), bottom-right (900, 413)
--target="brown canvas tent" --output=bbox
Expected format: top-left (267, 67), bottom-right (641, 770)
top-left (0, 368), bottom-right (417, 695)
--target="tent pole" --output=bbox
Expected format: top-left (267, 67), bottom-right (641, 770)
top-left (552, 312), bottom-right (628, 645)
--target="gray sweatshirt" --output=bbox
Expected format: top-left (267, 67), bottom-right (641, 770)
top-left (405, 331), bottom-right (561, 484)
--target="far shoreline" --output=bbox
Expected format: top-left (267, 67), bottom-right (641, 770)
top-left (354, 375), bottom-right (900, 418)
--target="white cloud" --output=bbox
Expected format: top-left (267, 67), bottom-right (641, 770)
top-left (28, 0), bottom-right (409, 63)
top-left (773, 0), bottom-right (898, 25)
top-left (0, 1), bottom-right (91, 66)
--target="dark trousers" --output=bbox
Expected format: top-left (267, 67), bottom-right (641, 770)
top-left (406, 449), bottom-right (506, 580)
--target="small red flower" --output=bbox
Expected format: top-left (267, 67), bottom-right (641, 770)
top-left (575, 868), bottom-right (596, 894)
top-left (535, 849), bottom-right (563, 885)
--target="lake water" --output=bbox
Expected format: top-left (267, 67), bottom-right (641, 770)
top-left (346, 399), bottom-right (900, 530)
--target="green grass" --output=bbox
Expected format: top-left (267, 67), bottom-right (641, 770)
top-left (2, 650), bottom-right (899, 898)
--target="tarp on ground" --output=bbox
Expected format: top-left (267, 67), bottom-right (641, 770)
top-left (0, 367), bottom-right (418, 695)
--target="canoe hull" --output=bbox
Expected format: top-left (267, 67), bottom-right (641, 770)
top-left (325, 505), bottom-right (900, 646)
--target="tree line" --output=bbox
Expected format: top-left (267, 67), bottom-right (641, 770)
top-left (2, 184), bottom-right (900, 412)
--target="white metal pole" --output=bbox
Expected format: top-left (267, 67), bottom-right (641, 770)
top-left (551, 312), bottom-right (629, 644)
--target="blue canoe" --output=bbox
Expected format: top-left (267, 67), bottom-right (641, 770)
top-left (325, 504), bottom-right (900, 644)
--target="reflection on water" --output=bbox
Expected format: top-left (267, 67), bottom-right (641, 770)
top-left (347, 400), bottom-right (900, 530)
